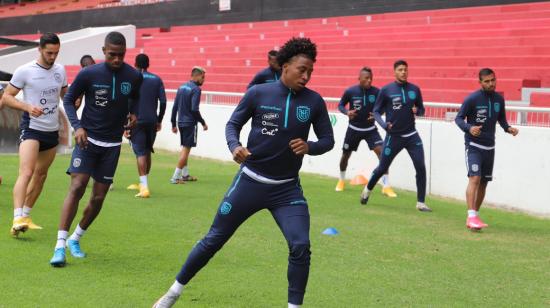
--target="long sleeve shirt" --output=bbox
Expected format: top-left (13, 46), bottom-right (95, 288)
top-left (226, 81), bottom-right (334, 180)
top-left (455, 90), bottom-right (511, 148)
top-left (338, 84), bottom-right (379, 130)
top-left (373, 81), bottom-right (425, 135)
top-left (63, 62), bottom-right (142, 143)
top-left (171, 80), bottom-right (205, 128)
top-left (136, 71), bottom-right (166, 124)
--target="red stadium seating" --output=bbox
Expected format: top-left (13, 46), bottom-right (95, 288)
top-left (65, 1), bottom-right (550, 105)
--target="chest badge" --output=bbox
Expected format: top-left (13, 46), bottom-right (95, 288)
top-left (494, 102), bottom-right (500, 113)
top-left (296, 106), bottom-right (310, 122)
top-left (121, 82), bottom-right (131, 95)
top-left (369, 95), bottom-right (376, 103)
top-left (408, 91), bottom-right (416, 100)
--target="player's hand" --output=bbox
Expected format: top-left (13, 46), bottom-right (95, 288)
top-left (469, 125), bottom-right (482, 137)
top-left (347, 109), bottom-right (358, 120)
top-left (412, 106), bottom-right (418, 115)
top-left (123, 130), bottom-right (131, 139)
top-left (289, 138), bottom-right (309, 155)
top-left (171, 127), bottom-right (177, 134)
top-left (386, 122), bottom-right (393, 131)
top-left (232, 146), bottom-right (251, 164)
top-left (125, 114), bottom-right (137, 129)
top-left (156, 123), bottom-right (162, 132)
top-left (508, 126), bottom-right (519, 136)
top-left (28, 105), bottom-right (44, 117)
top-left (202, 123), bottom-right (208, 131)
top-left (75, 128), bottom-right (88, 149)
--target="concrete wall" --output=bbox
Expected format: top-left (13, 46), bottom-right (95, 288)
top-left (155, 102), bottom-right (550, 216)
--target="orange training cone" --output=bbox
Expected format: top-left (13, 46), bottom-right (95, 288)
top-left (349, 174), bottom-right (368, 185)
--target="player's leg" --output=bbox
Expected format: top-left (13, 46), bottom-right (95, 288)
top-left (22, 146), bottom-right (56, 229)
top-left (154, 172), bottom-right (265, 306)
top-left (11, 139), bottom-right (39, 236)
top-left (361, 135), bottom-right (401, 204)
top-left (370, 132), bottom-right (396, 197)
top-left (336, 150), bottom-right (352, 191)
top-left (270, 181), bottom-right (311, 307)
top-left (405, 134), bottom-right (430, 212)
top-left (336, 128), bottom-right (358, 191)
top-left (171, 126), bottom-right (196, 183)
top-left (472, 149), bottom-right (494, 228)
top-left (464, 146), bottom-right (487, 229)
top-left (180, 125), bottom-right (198, 181)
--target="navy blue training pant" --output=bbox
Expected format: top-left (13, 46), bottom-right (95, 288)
top-left (367, 132), bottom-right (427, 202)
top-left (176, 171), bottom-right (311, 305)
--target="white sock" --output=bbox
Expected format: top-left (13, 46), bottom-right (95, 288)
top-left (14, 208), bottom-right (23, 218)
top-left (69, 224), bottom-right (86, 241)
top-left (56, 230), bottom-right (69, 249)
top-left (467, 210), bottom-right (477, 218)
top-left (139, 175), bottom-right (148, 188)
top-left (182, 166), bottom-right (189, 177)
top-left (22, 206), bottom-right (32, 217)
top-left (381, 174), bottom-right (390, 187)
top-left (361, 186), bottom-right (372, 196)
top-left (339, 171), bottom-right (346, 181)
top-left (288, 304), bottom-right (300, 308)
top-left (169, 280), bottom-right (184, 295)
top-left (173, 168), bottom-right (182, 179)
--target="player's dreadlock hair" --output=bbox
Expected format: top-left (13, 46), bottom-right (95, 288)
top-left (276, 37), bottom-right (317, 67)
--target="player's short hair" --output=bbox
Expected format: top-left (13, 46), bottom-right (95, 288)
top-left (393, 59), bottom-right (408, 70)
top-left (105, 31), bottom-right (126, 46)
top-left (135, 53), bottom-right (149, 69)
top-left (39, 32), bottom-right (60, 48)
top-left (79, 55), bottom-right (94, 67)
top-left (479, 68), bottom-right (495, 80)
top-left (276, 37), bottom-right (317, 67)
top-left (360, 66), bottom-right (372, 75)
top-left (268, 50), bottom-right (278, 58)
top-left (191, 66), bottom-right (206, 76)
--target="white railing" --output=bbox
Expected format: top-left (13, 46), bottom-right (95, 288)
top-left (165, 89), bottom-right (550, 128)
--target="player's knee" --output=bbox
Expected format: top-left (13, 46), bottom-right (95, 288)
top-left (288, 242), bottom-right (311, 265)
top-left (18, 168), bottom-right (34, 180)
top-left (201, 231), bottom-right (230, 253)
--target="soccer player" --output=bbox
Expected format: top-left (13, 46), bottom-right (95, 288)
top-left (1, 33), bottom-right (67, 236)
top-left (153, 37), bottom-right (334, 308)
top-left (335, 67), bottom-right (396, 197)
top-left (360, 60), bottom-right (431, 212)
top-left (455, 68), bottom-right (518, 230)
top-left (247, 49), bottom-right (282, 89)
top-left (49, 32), bottom-right (142, 267)
top-left (74, 55), bottom-right (96, 110)
top-left (126, 53), bottom-right (167, 197)
top-left (169, 67), bottom-right (208, 183)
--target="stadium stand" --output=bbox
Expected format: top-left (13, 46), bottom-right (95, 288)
top-left (60, 1), bottom-right (550, 105)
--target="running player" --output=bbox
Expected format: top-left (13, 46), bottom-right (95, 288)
top-left (335, 67), bottom-right (396, 197)
top-left (49, 32), bottom-right (142, 267)
top-left (169, 67), bottom-right (208, 183)
top-left (360, 60), bottom-right (431, 212)
top-left (455, 68), bottom-right (519, 230)
top-left (126, 53), bottom-right (167, 197)
top-left (153, 37), bottom-right (334, 308)
top-left (1, 33), bottom-right (67, 236)
top-left (247, 49), bottom-right (282, 89)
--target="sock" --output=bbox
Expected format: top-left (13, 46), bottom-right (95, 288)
top-left (182, 166), bottom-right (189, 177)
top-left (69, 224), bottom-right (86, 241)
top-left (339, 171), bottom-right (346, 181)
top-left (14, 208), bottom-right (23, 218)
top-left (56, 230), bottom-right (69, 249)
top-left (173, 168), bottom-right (182, 179)
top-left (169, 280), bottom-right (184, 295)
top-left (382, 174), bottom-right (390, 187)
top-left (288, 304), bottom-right (300, 308)
top-left (361, 186), bottom-right (371, 196)
top-left (22, 206), bottom-right (32, 217)
top-left (139, 175), bottom-right (148, 188)
top-left (468, 210), bottom-right (477, 218)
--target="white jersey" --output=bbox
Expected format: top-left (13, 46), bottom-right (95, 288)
top-left (10, 61), bottom-right (67, 132)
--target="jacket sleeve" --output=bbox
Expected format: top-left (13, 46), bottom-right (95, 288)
top-left (307, 97), bottom-right (335, 155)
top-left (63, 70), bottom-right (87, 130)
top-left (191, 87), bottom-right (205, 125)
top-left (497, 99), bottom-right (511, 132)
top-left (157, 78), bottom-right (167, 123)
top-left (373, 88), bottom-right (388, 130)
top-left (415, 87), bottom-right (425, 117)
top-left (226, 88), bottom-right (255, 153)
top-left (337, 89), bottom-right (350, 115)
top-left (171, 89), bottom-right (180, 128)
top-left (455, 98), bottom-right (472, 133)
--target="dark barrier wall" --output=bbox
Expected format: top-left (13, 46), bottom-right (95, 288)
top-left (0, 0), bottom-right (544, 35)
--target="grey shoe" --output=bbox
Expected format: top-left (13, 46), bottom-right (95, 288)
top-left (416, 202), bottom-right (432, 212)
top-left (153, 290), bottom-right (180, 308)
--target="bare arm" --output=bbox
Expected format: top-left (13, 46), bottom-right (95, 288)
top-left (1, 84), bottom-right (43, 117)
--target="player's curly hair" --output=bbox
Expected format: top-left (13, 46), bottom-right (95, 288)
top-left (276, 37), bottom-right (317, 67)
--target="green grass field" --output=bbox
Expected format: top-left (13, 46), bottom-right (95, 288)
top-left (0, 147), bottom-right (549, 307)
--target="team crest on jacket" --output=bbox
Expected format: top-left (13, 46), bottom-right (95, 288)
top-left (494, 102), bottom-right (500, 113)
top-left (296, 106), bottom-right (310, 122)
top-left (369, 95), bottom-right (376, 103)
top-left (121, 82), bottom-right (131, 95)
top-left (408, 91), bottom-right (416, 100)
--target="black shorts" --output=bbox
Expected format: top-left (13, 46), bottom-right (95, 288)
top-left (342, 127), bottom-right (383, 152)
top-left (130, 123), bottom-right (156, 156)
top-left (179, 125), bottom-right (197, 148)
top-left (67, 142), bottom-right (121, 184)
top-left (465, 144), bottom-right (495, 182)
top-left (19, 128), bottom-right (59, 152)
